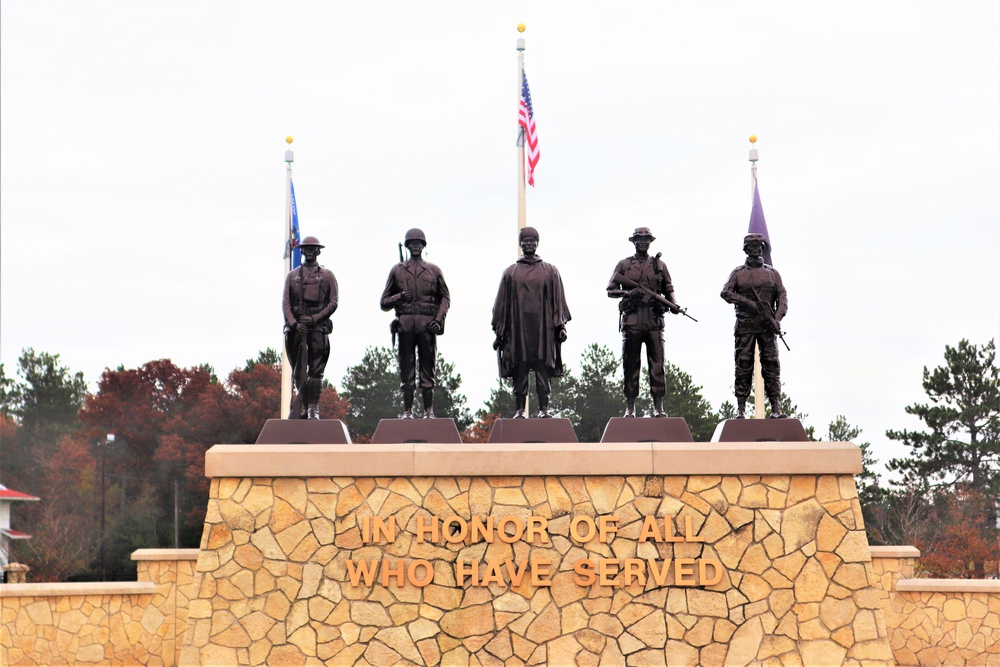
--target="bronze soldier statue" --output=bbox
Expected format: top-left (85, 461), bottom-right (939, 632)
top-left (607, 227), bottom-right (682, 418)
top-left (721, 233), bottom-right (788, 419)
top-left (282, 236), bottom-right (339, 419)
top-left (492, 227), bottom-right (571, 419)
top-left (380, 228), bottom-right (451, 419)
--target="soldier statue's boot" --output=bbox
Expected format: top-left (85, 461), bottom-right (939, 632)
top-left (422, 389), bottom-right (435, 419)
top-left (302, 378), bottom-right (323, 419)
top-left (624, 398), bottom-right (636, 418)
top-left (652, 395), bottom-right (667, 418)
top-left (736, 398), bottom-right (747, 419)
top-left (536, 395), bottom-right (552, 419)
top-left (513, 395), bottom-right (527, 419)
top-left (307, 378), bottom-right (322, 420)
top-left (768, 396), bottom-right (787, 419)
top-left (402, 388), bottom-right (415, 419)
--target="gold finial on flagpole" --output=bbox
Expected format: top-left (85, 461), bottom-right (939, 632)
top-left (517, 23), bottom-right (526, 33)
top-left (749, 134), bottom-right (757, 144)
top-left (286, 135), bottom-right (294, 144)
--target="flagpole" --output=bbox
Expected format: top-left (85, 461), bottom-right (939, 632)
top-left (516, 25), bottom-right (530, 416)
top-left (280, 137), bottom-right (294, 419)
top-left (516, 24), bottom-right (527, 247)
top-left (749, 135), bottom-right (765, 419)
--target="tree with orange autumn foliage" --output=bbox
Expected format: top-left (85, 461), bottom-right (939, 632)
top-left (6, 348), bottom-right (351, 581)
top-left (915, 487), bottom-right (1000, 578)
top-left (462, 413), bottom-right (501, 444)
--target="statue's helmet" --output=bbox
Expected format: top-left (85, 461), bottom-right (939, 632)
top-left (743, 233), bottom-right (768, 251)
top-left (518, 226), bottom-right (540, 242)
top-left (298, 236), bottom-right (324, 249)
top-left (404, 228), bottom-right (427, 245)
top-left (629, 227), bottom-right (656, 242)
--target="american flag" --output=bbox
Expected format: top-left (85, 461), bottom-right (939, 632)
top-left (519, 71), bottom-right (539, 187)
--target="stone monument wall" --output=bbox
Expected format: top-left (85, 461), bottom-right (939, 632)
top-left (870, 547), bottom-right (1000, 666)
top-left (179, 442), bottom-right (899, 666)
top-left (0, 484), bottom-right (997, 665)
top-left (0, 549), bottom-right (197, 666)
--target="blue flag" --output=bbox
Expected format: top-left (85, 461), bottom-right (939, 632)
top-left (286, 180), bottom-right (302, 269)
top-left (747, 183), bottom-right (773, 266)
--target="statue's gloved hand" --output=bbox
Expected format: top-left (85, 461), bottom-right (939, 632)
top-left (296, 322), bottom-right (309, 334)
top-left (398, 290), bottom-right (413, 303)
top-left (492, 336), bottom-right (503, 350)
top-left (626, 288), bottom-right (643, 299)
top-left (670, 304), bottom-right (683, 315)
top-left (743, 300), bottom-right (760, 314)
top-left (427, 320), bottom-right (443, 335)
top-left (557, 328), bottom-right (568, 343)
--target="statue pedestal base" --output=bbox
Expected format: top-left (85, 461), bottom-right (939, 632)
top-left (487, 418), bottom-right (578, 443)
top-left (712, 418), bottom-right (808, 442)
top-left (371, 419), bottom-right (462, 444)
top-left (601, 417), bottom-right (693, 442)
top-left (255, 419), bottom-right (352, 444)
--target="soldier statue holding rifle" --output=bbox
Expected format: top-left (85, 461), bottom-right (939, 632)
top-left (720, 232), bottom-right (789, 419)
top-left (283, 236), bottom-right (339, 419)
top-left (380, 228), bottom-right (451, 419)
top-left (607, 227), bottom-right (693, 418)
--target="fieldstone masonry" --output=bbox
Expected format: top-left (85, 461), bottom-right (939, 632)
top-left (4, 444), bottom-right (997, 665)
top-left (0, 550), bottom-right (197, 666)
top-left (871, 549), bottom-right (1000, 666)
top-left (178, 442), bottom-right (898, 666)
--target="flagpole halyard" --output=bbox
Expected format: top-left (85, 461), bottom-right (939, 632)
top-left (280, 137), bottom-right (294, 419)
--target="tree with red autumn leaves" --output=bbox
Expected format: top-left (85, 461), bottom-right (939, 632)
top-left (915, 487), bottom-right (1000, 578)
top-left (4, 349), bottom-right (349, 580)
top-left (462, 413), bottom-right (501, 444)
top-left (74, 353), bottom-right (349, 579)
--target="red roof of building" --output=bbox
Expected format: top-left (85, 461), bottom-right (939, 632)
top-left (0, 486), bottom-right (39, 502)
top-left (1, 529), bottom-right (32, 539)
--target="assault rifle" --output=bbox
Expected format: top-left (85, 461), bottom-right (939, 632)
top-left (748, 286), bottom-right (790, 351)
top-left (612, 272), bottom-right (698, 323)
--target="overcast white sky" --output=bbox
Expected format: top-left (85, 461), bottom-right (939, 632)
top-left (2, 1), bottom-right (998, 475)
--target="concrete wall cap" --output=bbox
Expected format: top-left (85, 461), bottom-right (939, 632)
top-left (896, 578), bottom-right (1000, 593)
top-left (869, 545), bottom-right (921, 559)
top-left (204, 441), bottom-right (863, 477)
top-left (652, 441), bottom-right (861, 475)
top-left (0, 581), bottom-right (156, 598)
top-left (131, 548), bottom-right (201, 561)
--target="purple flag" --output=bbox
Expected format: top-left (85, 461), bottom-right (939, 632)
top-left (747, 183), bottom-right (773, 266)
